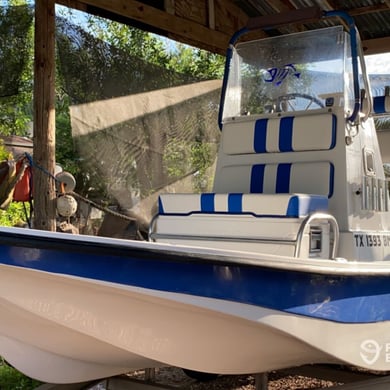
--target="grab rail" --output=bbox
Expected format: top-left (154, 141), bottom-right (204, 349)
top-left (294, 212), bottom-right (339, 259)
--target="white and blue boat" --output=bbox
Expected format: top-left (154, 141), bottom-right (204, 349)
top-left (0, 7), bottom-right (390, 384)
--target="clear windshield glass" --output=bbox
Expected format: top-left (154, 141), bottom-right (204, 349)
top-left (223, 25), bottom-right (353, 120)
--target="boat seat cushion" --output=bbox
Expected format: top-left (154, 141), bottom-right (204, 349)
top-left (222, 113), bottom-right (336, 155)
top-left (214, 161), bottom-right (334, 198)
top-left (373, 95), bottom-right (390, 115)
top-left (158, 193), bottom-right (328, 218)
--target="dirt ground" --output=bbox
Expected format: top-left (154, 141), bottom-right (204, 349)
top-left (126, 366), bottom-right (342, 389)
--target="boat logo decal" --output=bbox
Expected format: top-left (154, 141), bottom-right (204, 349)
top-left (360, 339), bottom-right (383, 365)
top-left (264, 63), bottom-right (300, 86)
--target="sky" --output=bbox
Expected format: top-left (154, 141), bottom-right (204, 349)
top-left (365, 53), bottom-right (390, 74)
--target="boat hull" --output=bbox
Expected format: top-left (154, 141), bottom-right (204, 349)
top-left (1, 228), bottom-right (390, 382)
top-left (0, 265), bottom-right (338, 382)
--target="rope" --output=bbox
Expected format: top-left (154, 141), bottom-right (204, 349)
top-left (24, 152), bottom-right (58, 182)
top-left (24, 153), bottom-right (144, 238)
top-left (24, 152), bottom-right (136, 220)
top-left (69, 191), bottom-right (137, 222)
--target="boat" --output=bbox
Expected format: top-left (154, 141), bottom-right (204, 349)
top-left (1, 6), bottom-right (390, 384)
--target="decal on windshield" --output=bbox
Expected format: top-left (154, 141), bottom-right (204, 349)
top-left (264, 63), bottom-right (300, 86)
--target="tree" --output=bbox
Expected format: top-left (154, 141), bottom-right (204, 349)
top-left (0, 5), bottom-right (224, 230)
top-left (168, 44), bottom-right (224, 79)
top-left (0, 1), bottom-right (34, 136)
top-left (55, 10), bottom-right (223, 204)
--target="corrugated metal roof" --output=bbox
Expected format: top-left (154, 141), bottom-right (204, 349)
top-left (232, 0), bottom-right (390, 54)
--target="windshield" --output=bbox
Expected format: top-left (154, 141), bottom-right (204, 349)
top-left (222, 25), bottom-right (354, 120)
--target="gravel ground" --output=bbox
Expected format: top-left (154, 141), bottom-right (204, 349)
top-left (124, 367), bottom-right (342, 389)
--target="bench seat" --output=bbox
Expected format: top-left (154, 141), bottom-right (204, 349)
top-left (158, 193), bottom-right (328, 218)
top-left (152, 193), bottom-right (330, 257)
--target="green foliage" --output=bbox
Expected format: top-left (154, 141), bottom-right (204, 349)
top-left (190, 140), bottom-right (212, 192)
top-left (0, 1), bottom-right (34, 136)
top-left (0, 5), bottom-right (224, 205)
top-left (55, 12), bottom-right (223, 200)
top-left (0, 141), bottom-right (30, 227)
top-left (0, 140), bottom-right (11, 161)
top-left (163, 138), bottom-right (214, 192)
top-left (0, 360), bottom-right (41, 390)
top-left (85, 16), bottom-right (171, 67)
top-left (163, 138), bottom-right (191, 179)
top-left (168, 44), bottom-right (224, 79)
top-left (55, 93), bottom-right (79, 175)
top-left (0, 202), bottom-right (30, 227)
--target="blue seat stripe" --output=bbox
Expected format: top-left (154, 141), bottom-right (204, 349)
top-left (279, 116), bottom-right (294, 152)
top-left (276, 163), bottom-right (291, 193)
top-left (228, 193), bottom-right (242, 212)
top-left (286, 195), bottom-right (328, 217)
top-left (328, 163), bottom-right (334, 198)
top-left (374, 96), bottom-right (385, 114)
top-left (286, 195), bottom-right (299, 217)
top-left (158, 197), bottom-right (164, 214)
top-left (201, 193), bottom-right (215, 212)
top-left (329, 114), bottom-right (337, 149)
top-left (250, 164), bottom-right (265, 193)
top-left (254, 119), bottom-right (268, 153)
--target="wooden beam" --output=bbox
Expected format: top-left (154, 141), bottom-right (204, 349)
top-left (164, 0), bottom-right (175, 15)
top-left (319, 0), bottom-right (390, 17)
top-left (57, 0), bottom-right (88, 12)
top-left (362, 36), bottom-right (390, 55)
top-left (208, 0), bottom-right (215, 30)
top-left (214, 0), bottom-right (250, 36)
top-left (247, 7), bottom-right (322, 31)
top-left (264, 0), bottom-right (303, 33)
top-left (348, 3), bottom-right (390, 16)
top-left (33, 0), bottom-right (57, 231)
top-left (72, 0), bottom-right (234, 53)
top-left (174, 0), bottom-right (207, 26)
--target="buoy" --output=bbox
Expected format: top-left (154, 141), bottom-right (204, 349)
top-left (57, 194), bottom-right (77, 217)
top-left (56, 171), bottom-right (76, 193)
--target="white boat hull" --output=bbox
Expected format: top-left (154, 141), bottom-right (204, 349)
top-left (0, 263), bottom-right (389, 383)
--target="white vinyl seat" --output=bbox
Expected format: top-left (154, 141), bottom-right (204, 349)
top-left (373, 95), bottom-right (390, 115)
top-left (158, 193), bottom-right (328, 218)
top-left (150, 112), bottom-right (338, 258)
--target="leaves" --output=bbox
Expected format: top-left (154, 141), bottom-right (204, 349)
top-left (0, 359), bottom-right (41, 390)
top-left (0, 2), bottom-right (33, 135)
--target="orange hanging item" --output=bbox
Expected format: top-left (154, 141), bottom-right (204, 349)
top-left (13, 160), bottom-right (32, 202)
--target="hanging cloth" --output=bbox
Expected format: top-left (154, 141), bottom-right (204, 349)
top-left (13, 158), bottom-right (32, 202)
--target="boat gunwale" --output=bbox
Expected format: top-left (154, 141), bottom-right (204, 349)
top-left (1, 226), bottom-right (390, 277)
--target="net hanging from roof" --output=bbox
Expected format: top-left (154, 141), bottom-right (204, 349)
top-left (56, 16), bottom-right (221, 229)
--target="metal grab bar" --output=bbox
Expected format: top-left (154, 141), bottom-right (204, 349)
top-left (148, 213), bottom-right (159, 241)
top-left (294, 212), bottom-right (339, 259)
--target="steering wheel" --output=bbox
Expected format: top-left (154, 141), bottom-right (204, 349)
top-left (276, 93), bottom-right (324, 112)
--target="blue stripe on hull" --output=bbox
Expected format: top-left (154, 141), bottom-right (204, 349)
top-left (1, 236), bottom-right (390, 324)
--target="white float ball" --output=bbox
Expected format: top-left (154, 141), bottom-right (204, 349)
top-left (57, 194), bottom-right (78, 217)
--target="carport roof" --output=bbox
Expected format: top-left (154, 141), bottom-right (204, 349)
top-left (57, 0), bottom-right (390, 55)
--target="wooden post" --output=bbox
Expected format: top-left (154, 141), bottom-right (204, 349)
top-left (33, 0), bottom-right (57, 231)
